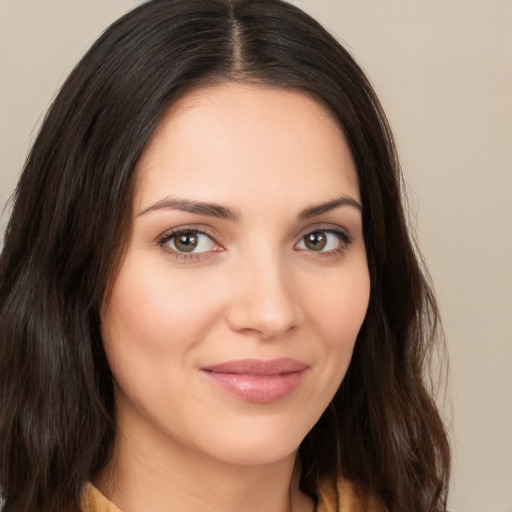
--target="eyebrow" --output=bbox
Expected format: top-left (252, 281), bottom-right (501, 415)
top-left (298, 196), bottom-right (362, 219)
top-left (138, 195), bottom-right (362, 220)
top-left (138, 198), bottom-right (240, 220)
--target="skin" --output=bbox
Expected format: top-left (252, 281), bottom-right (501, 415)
top-left (97, 83), bottom-right (370, 512)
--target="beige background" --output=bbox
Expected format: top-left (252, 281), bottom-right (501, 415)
top-left (0, 1), bottom-right (511, 511)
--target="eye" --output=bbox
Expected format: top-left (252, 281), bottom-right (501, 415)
top-left (295, 229), bottom-right (351, 253)
top-left (159, 229), bottom-right (217, 254)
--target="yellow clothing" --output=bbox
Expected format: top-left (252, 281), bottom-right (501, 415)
top-left (81, 477), bottom-right (383, 512)
top-left (316, 477), bottom-right (383, 512)
top-left (81, 484), bottom-right (122, 512)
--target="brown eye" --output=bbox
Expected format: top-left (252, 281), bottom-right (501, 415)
top-left (160, 230), bottom-right (216, 254)
top-left (295, 228), bottom-right (351, 254)
top-left (158, 228), bottom-right (221, 261)
top-left (304, 232), bottom-right (327, 251)
top-left (173, 231), bottom-right (198, 252)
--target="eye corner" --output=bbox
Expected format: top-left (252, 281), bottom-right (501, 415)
top-left (294, 226), bottom-right (353, 255)
top-left (156, 226), bottom-right (224, 263)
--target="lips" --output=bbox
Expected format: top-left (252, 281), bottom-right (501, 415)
top-left (201, 358), bottom-right (309, 403)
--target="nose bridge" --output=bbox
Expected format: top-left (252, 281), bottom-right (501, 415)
top-left (227, 245), bottom-right (302, 339)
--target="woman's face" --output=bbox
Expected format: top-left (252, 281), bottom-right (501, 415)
top-left (101, 84), bottom-right (370, 467)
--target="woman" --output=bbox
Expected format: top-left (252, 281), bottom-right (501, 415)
top-left (0, 1), bottom-right (450, 511)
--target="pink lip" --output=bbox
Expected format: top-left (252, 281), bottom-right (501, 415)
top-left (201, 358), bottom-right (309, 403)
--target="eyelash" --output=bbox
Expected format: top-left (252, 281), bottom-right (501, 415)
top-left (296, 228), bottom-right (353, 256)
top-left (157, 227), bottom-right (222, 262)
top-left (156, 225), bottom-right (353, 262)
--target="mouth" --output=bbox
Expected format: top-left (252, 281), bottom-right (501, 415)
top-left (201, 358), bottom-right (309, 403)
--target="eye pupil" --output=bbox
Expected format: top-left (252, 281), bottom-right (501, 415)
top-left (174, 232), bottom-right (198, 252)
top-left (305, 232), bottom-right (327, 251)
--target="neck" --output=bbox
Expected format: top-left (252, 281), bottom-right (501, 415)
top-left (94, 413), bottom-right (314, 512)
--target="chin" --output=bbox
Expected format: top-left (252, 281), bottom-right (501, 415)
top-left (202, 437), bottom-right (300, 467)
top-left (184, 413), bottom-right (313, 467)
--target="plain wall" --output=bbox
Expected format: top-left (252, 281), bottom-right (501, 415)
top-left (1, 1), bottom-right (511, 511)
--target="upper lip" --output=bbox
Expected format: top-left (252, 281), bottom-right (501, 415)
top-left (202, 358), bottom-right (308, 376)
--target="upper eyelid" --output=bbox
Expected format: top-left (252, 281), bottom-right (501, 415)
top-left (157, 225), bottom-right (220, 244)
top-left (157, 227), bottom-right (221, 261)
top-left (296, 223), bottom-right (352, 240)
top-left (295, 228), bottom-right (352, 249)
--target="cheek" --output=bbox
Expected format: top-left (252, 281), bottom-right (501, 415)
top-left (303, 259), bottom-right (370, 399)
top-left (311, 263), bottom-right (370, 346)
top-left (99, 262), bottom-right (222, 410)
top-left (101, 261), bottom-right (221, 356)
top-left (99, 263), bottom-right (230, 412)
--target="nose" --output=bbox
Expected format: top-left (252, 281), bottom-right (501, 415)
top-left (225, 252), bottom-right (303, 340)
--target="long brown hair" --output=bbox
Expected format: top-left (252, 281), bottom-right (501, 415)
top-left (0, 1), bottom-right (450, 511)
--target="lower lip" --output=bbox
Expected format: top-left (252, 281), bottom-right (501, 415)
top-left (203, 370), bottom-right (307, 403)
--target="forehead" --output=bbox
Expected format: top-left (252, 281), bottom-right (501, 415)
top-left (134, 83), bottom-right (360, 213)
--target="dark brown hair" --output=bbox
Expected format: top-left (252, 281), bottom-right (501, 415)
top-left (0, 1), bottom-right (450, 511)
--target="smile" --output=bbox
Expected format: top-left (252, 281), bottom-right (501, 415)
top-left (201, 358), bottom-right (309, 403)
